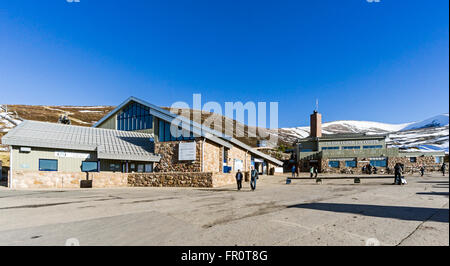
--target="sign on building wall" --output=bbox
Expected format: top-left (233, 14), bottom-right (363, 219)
top-left (234, 159), bottom-right (243, 171)
top-left (178, 142), bottom-right (196, 161)
top-left (55, 151), bottom-right (91, 159)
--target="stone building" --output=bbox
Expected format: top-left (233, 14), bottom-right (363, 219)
top-left (1, 97), bottom-right (282, 189)
top-left (295, 111), bottom-right (446, 174)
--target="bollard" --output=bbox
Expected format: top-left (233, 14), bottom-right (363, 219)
top-left (286, 178), bottom-right (291, 185)
top-left (354, 177), bottom-right (361, 184)
top-left (316, 178), bottom-right (322, 184)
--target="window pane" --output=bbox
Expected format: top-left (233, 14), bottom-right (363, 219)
top-left (81, 161), bottom-right (98, 172)
top-left (145, 163), bottom-right (153, 173)
top-left (370, 160), bottom-right (386, 167)
top-left (328, 161), bottom-right (339, 168)
top-left (345, 161), bottom-right (356, 168)
top-left (164, 122), bottom-right (171, 141)
top-left (159, 120), bottom-right (165, 141)
top-left (343, 146), bottom-right (360, 150)
top-left (39, 159), bottom-right (58, 171)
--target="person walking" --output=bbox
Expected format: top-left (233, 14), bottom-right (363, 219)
top-left (441, 163), bottom-right (446, 176)
top-left (250, 166), bottom-right (258, 191)
top-left (394, 163), bottom-right (402, 185)
top-left (291, 165), bottom-right (296, 178)
top-left (310, 166), bottom-right (314, 178)
top-left (420, 165), bottom-right (425, 177)
top-left (314, 167), bottom-right (318, 178)
top-left (235, 169), bottom-right (243, 191)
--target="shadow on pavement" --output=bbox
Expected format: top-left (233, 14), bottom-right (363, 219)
top-left (417, 181), bottom-right (449, 184)
top-left (287, 202), bottom-right (449, 223)
top-left (417, 192), bottom-right (449, 197)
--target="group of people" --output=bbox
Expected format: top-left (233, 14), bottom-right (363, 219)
top-left (235, 166), bottom-right (259, 191)
top-left (362, 164), bottom-right (377, 175)
top-left (291, 165), bottom-right (318, 178)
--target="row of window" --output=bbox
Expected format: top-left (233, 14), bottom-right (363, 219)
top-left (158, 120), bottom-right (195, 142)
top-left (328, 159), bottom-right (387, 168)
top-left (38, 159), bottom-right (153, 173)
top-left (322, 145), bottom-right (383, 151)
top-left (39, 159), bottom-right (100, 172)
top-left (117, 102), bottom-right (153, 131)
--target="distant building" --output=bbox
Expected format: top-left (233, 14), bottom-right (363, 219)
top-left (2, 97), bottom-right (282, 189)
top-left (295, 111), bottom-right (445, 173)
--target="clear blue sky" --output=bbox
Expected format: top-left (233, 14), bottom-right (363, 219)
top-left (0, 0), bottom-right (448, 127)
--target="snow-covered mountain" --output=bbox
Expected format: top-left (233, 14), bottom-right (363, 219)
top-left (1, 104), bottom-right (449, 154)
top-left (279, 113), bottom-right (449, 154)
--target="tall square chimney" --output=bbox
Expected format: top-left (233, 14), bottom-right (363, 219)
top-left (310, 111), bottom-right (322, 138)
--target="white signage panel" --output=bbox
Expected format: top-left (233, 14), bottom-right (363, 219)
top-left (234, 159), bottom-right (243, 171)
top-left (55, 151), bottom-right (91, 159)
top-left (178, 142), bottom-right (196, 161)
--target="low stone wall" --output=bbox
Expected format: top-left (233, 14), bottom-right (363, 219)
top-left (128, 172), bottom-right (213, 187)
top-left (128, 172), bottom-right (239, 188)
top-left (10, 171), bottom-right (128, 189)
top-left (318, 156), bottom-right (443, 175)
top-left (10, 171), bottom-right (243, 189)
top-left (211, 173), bottom-right (238, 187)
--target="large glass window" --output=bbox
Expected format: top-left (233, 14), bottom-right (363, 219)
top-left (345, 160), bottom-right (357, 168)
top-left (39, 159), bottom-right (58, 171)
top-left (158, 120), bottom-right (195, 142)
top-left (322, 147), bottom-right (339, 150)
top-left (343, 146), bottom-right (360, 150)
top-left (435, 157), bottom-right (443, 164)
top-left (81, 161), bottom-right (99, 172)
top-left (370, 159), bottom-right (387, 167)
top-left (328, 161), bottom-right (340, 168)
top-left (410, 157), bottom-right (417, 163)
top-left (363, 145), bottom-right (383, 149)
top-left (117, 102), bottom-right (153, 131)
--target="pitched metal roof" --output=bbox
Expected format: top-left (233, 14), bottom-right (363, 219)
top-left (93, 96), bottom-right (283, 166)
top-left (2, 120), bottom-right (161, 162)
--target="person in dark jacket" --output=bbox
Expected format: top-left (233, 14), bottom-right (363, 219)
top-left (367, 164), bottom-right (373, 175)
top-left (442, 163), bottom-right (446, 176)
top-left (394, 163), bottom-right (402, 185)
top-left (314, 167), bottom-right (318, 178)
top-left (235, 169), bottom-right (243, 191)
top-left (250, 166), bottom-right (258, 191)
top-left (420, 165), bottom-right (425, 177)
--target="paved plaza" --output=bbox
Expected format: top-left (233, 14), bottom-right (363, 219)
top-left (0, 173), bottom-right (448, 246)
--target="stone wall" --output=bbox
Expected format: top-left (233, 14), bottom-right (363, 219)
top-left (202, 140), bottom-right (221, 172)
top-left (225, 146), bottom-right (251, 173)
top-left (211, 173), bottom-right (238, 187)
top-left (10, 171), bottom-right (128, 189)
top-left (154, 139), bottom-right (202, 172)
top-left (128, 172), bottom-right (238, 188)
top-left (128, 172), bottom-right (213, 187)
top-left (388, 156), bottom-right (443, 172)
top-left (317, 155), bottom-right (443, 175)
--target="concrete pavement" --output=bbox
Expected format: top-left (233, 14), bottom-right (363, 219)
top-left (0, 172), bottom-right (448, 246)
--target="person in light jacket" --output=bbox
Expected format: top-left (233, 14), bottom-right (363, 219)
top-left (235, 169), bottom-right (243, 191)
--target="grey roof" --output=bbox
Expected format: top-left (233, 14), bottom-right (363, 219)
top-left (94, 96), bottom-right (283, 166)
top-left (2, 120), bottom-right (161, 162)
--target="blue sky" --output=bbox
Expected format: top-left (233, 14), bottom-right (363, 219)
top-left (0, 0), bottom-right (448, 127)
